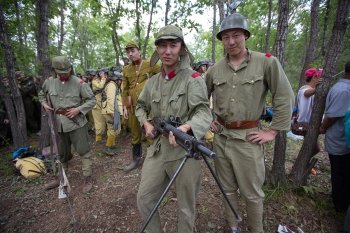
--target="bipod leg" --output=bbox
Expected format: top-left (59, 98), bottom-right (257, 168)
top-left (201, 155), bottom-right (242, 222)
top-left (139, 155), bottom-right (189, 233)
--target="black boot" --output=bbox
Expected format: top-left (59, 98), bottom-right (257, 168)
top-left (124, 144), bottom-right (143, 172)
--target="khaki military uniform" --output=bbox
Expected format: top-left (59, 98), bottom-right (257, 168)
top-left (92, 77), bottom-right (107, 141)
top-left (205, 50), bottom-right (294, 233)
top-left (38, 75), bottom-right (96, 177)
top-left (136, 60), bottom-right (212, 233)
top-left (122, 60), bottom-right (160, 145)
top-left (101, 81), bottom-right (120, 147)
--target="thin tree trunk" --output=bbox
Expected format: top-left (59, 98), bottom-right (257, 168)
top-left (298, 0), bottom-right (321, 89)
top-left (135, 0), bottom-right (142, 49)
top-left (211, 0), bottom-right (217, 63)
top-left (57, 0), bottom-right (65, 55)
top-left (0, 7), bottom-right (27, 148)
top-left (270, 0), bottom-right (289, 186)
top-left (290, 0), bottom-right (350, 187)
top-left (218, 0), bottom-right (225, 23)
top-left (14, 0), bottom-right (24, 47)
top-left (142, 0), bottom-right (156, 59)
top-left (320, 0), bottom-right (330, 57)
top-left (165, 0), bottom-right (170, 26)
top-left (36, 0), bottom-right (51, 150)
top-left (264, 0), bottom-right (272, 52)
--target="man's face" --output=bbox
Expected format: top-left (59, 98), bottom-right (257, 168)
top-left (126, 47), bottom-right (141, 63)
top-left (221, 29), bottom-right (247, 57)
top-left (200, 64), bottom-right (207, 73)
top-left (57, 72), bottom-right (70, 80)
top-left (156, 40), bottom-right (182, 68)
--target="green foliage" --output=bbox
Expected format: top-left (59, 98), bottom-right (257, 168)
top-left (0, 152), bottom-right (15, 176)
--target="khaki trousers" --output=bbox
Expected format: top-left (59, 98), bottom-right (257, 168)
top-left (214, 133), bottom-right (265, 233)
top-left (128, 107), bottom-right (142, 145)
top-left (137, 153), bottom-right (201, 233)
top-left (92, 108), bottom-right (106, 141)
top-left (58, 124), bottom-right (92, 177)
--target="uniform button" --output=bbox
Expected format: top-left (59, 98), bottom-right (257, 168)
top-left (232, 85), bottom-right (236, 88)
top-left (162, 94), bottom-right (167, 96)
top-left (233, 73), bottom-right (237, 76)
top-left (231, 98), bottom-right (235, 102)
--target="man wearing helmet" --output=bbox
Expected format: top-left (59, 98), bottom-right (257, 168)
top-left (135, 25), bottom-right (212, 233)
top-left (39, 56), bottom-right (96, 193)
top-left (205, 13), bottom-right (294, 233)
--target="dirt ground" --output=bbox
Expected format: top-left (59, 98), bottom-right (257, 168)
top-left (0, 132), bottom-right (346, 233)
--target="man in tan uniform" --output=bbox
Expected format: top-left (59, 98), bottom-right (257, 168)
top-left (136, 25), bottom-right (212, 233)
top-left (205, 13), bottom-right (294, 233)
top-left (122, 41), bottom-right (160, 172)
top-left (39, 56), bottom-right (96, 193)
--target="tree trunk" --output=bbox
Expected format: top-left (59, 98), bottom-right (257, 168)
top-left (57, 0), bottom-right (65, 55)
top-left (269, 0), bottom-right (289, 186)
top-left (36, 0), bottom-right (51, 150)
top-left (165, 0), bottom-right (170, 26)
top-left (211, 0), bottom-right (217, 63)
top-left (14, 0), bottom-right (24, 47)
top-left (217, 0), bottom-right (225, 23)
top-left (320, 0), bottom-right (330, 57)
top-left (135, 0), bottom-right (141, 49)
top-left (298, 0), bottom-right (321, 89)
top-left (290, 0), bottom-right (350, 187)
top-left (142, 0), bottom-right (156, 59)
top-left (264, 0), bottom-right (272, 52)
top-left (0, 7), bottom-right (27, 148)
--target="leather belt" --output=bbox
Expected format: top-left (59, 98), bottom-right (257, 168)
top-left (55, 108), bottom-right (69, 115)
top-left (216, 116), bottom-right (260, 129)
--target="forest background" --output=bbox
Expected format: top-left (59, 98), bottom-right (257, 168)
top-left (0, 0), bottom-right (350, 194)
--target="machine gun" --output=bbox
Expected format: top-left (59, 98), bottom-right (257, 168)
top-left (139, 116), bottom-right (241, 233)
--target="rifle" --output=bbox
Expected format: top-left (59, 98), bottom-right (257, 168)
top-left (46, 94), bottom-right (76, 223)
top-left (139, 116), bottom-right (241, 233)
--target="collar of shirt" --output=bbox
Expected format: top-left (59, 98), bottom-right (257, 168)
top-left (225, 48), bottom-right (252, 71)
top-left (161, 69), bottom-right (176, 81)
top-left (132, 59), bottom-right (142, 65)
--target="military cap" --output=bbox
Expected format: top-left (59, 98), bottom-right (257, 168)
top-left (52, 56), bottom-right (72, 74)
top-left (155, 25), bottom-right (184, 45)
top-left (125, 41), bottom-right (139, 50)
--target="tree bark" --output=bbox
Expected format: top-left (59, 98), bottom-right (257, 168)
top-left (142, 0), bottom-right (156, 59)
top-left (269, 0), bottom-right (289, 186)
top-left (57, 0), bottom-right (65, 55)
top-left (290, 0), bottom-right (350, 187)
top-left (36, 0), bottom-right (51, 150)
top-left (165, 0), bottom-right (170, 26)
top-left (135, 0), bottom-right (141, 49)
top-left (0, 7), bottom-right (27, 148)
top-left (298, 0), bottom-right (321, 89)
top-left (320, 0), bottom-right (330, 57)
top-left (264, 0), bottom-right (272, 52)
top-left (217, 0), bottom-right (225, 24)
top-left (211, 0), bottom-right (217, 63)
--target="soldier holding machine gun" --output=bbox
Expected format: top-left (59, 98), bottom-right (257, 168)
top-left (135, 25), bottom-right (212, 233)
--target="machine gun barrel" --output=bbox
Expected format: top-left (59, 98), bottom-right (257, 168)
top-left (153, 117), bottom-right (216, 159)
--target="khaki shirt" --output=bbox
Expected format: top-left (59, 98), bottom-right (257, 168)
top-left (92, 77), bottom-right (107, 109)
top-left (136, 61), bottom-right (212, 161)
top-left (205, 50), bottom-right (294, 133)
top-left (39, 75), bottom-right (96, 133)
top-left (122, 60), bottom-right (160, 107)
top-left (101, 81), bottom-right (117, 115)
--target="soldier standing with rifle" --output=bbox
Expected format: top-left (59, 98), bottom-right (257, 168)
top-left (122, 41), bottom-right (160, 172)
top-left (205, 13), bottom-right (294, 233)
top-left (39, 56), bottom-right (96, 194)
top-left (135, 25), bottom-right (212, 233)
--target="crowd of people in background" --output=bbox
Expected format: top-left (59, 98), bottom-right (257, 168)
top-left (1, 12), bottom-right (350, 233)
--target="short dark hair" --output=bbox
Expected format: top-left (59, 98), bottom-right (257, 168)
top-left (305, 76), bottom-right (312, 82)
top-left (345, 61), bottom-right (350, 74)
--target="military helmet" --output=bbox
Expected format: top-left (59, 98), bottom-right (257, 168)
top-left (216, 13), bottom-right (250, 41)
top-left (52, 56), bottom-right (72, 74)
top-left (154, 25), bottom-right (184, 45)
top-left (109, 71), bottom-right (122, 81)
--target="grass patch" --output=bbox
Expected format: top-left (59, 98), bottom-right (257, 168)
top-left (0, 151), bottom-right (15, 176)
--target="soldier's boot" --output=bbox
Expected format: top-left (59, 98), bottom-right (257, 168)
top-left (95, 135), bottom-right (103, 143)
top-left (82, 176), bottom-right (92, 193)
top-left (44, 162), bottom-right (68, 190)
top-left (44, 176), bottom-right (60, 190)
top-left (124, 143), bottom-right (142, 172)
top-left (104, 135), bottom-right (118, 155)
